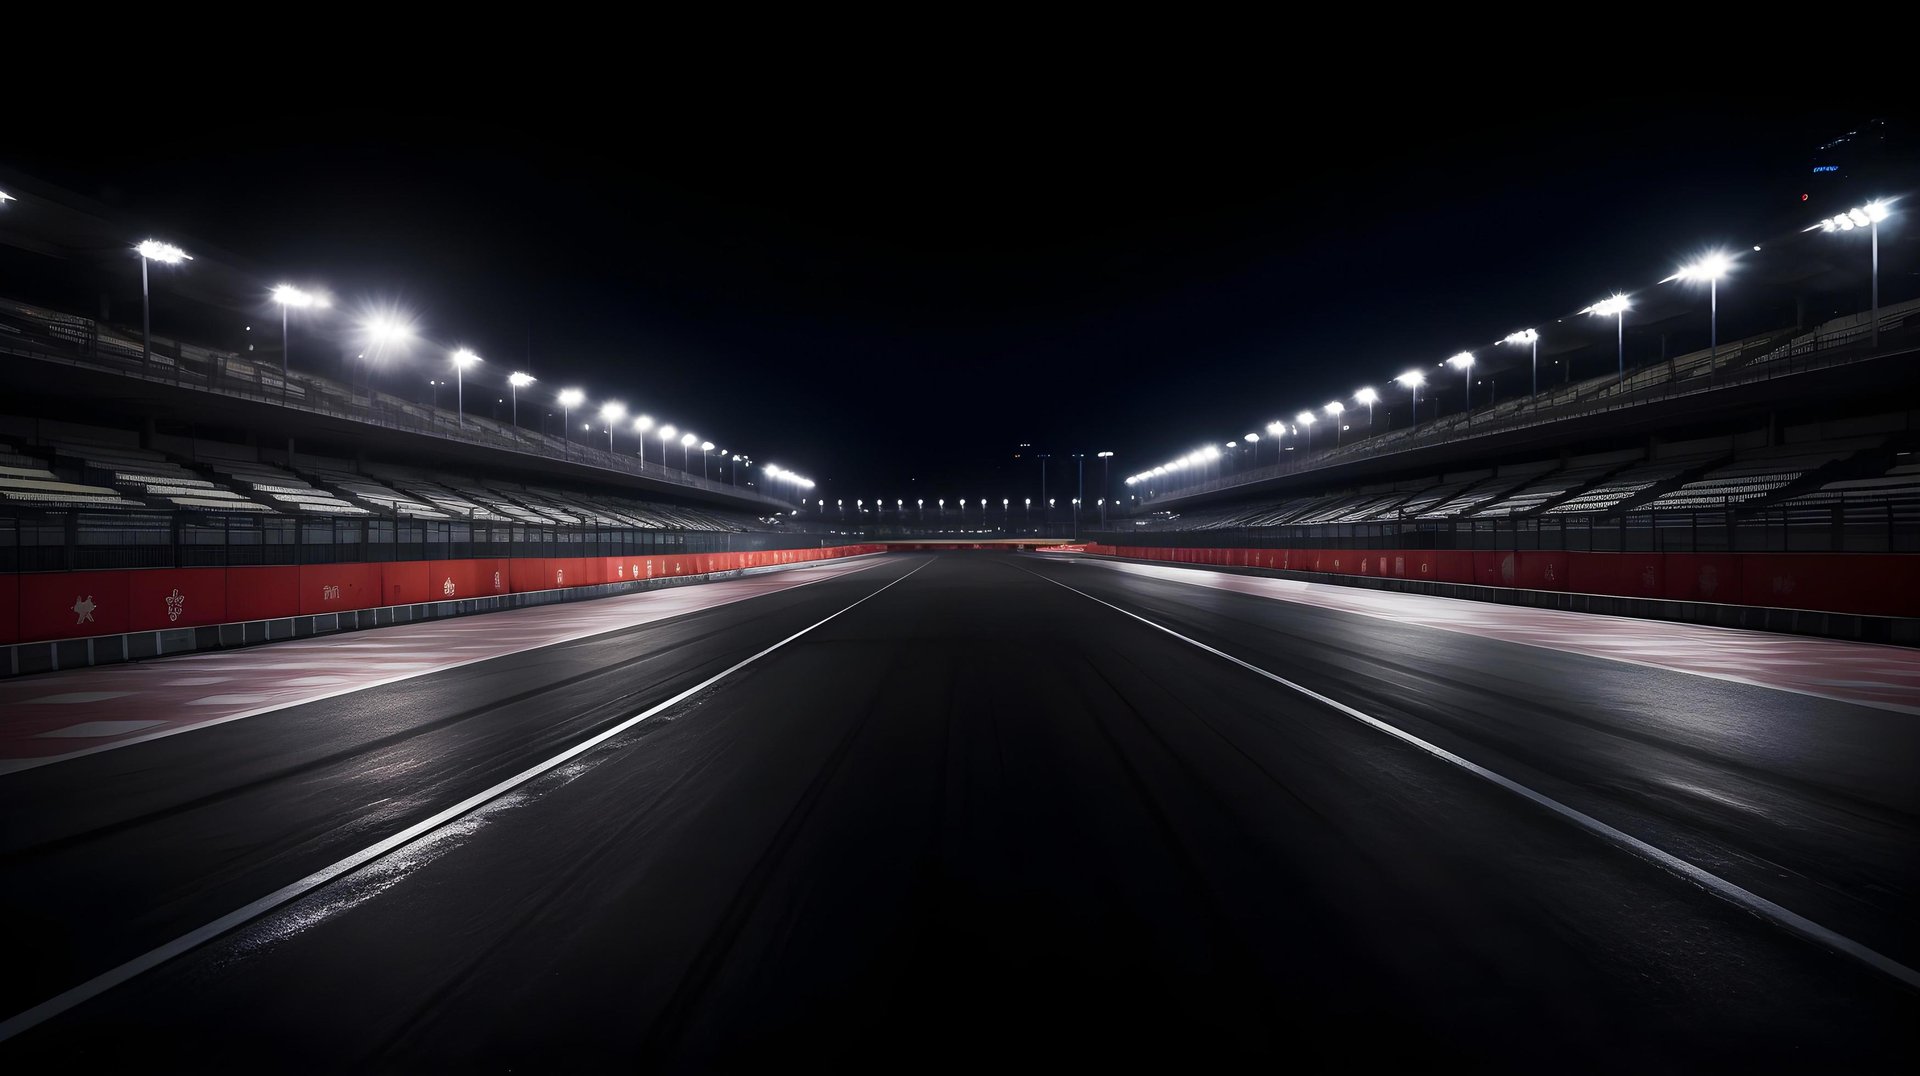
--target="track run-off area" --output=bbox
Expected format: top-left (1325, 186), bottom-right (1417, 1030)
top-left (0, 551), bottom-right (1913, 1070)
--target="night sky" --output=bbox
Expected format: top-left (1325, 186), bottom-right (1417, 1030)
top-left (4, 97), bottom-right (1884, 504)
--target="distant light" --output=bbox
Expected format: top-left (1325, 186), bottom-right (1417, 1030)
top-left (558, 388), bottom-right (585, 409)
top-left (1447, 351), bottom-right (1474, 370)
top-left (451, 348), bottom-right (481, 369)
top-left (1324, 400), bottom-right (1345, 417)
top-left (1503, 329), bottom-right (1537, 346)
top-left (1753, 245), bottom-right (1762, 251)
top-left (508, 371), bottom-right (536, 388)
top-left (136, 239), bottom-right (191, 264)
top-left (701, 441), bottom-right (714, 451)
top-left (680, 432), bottom-right (697, 447)
top-left (272, 284), bottom-right (328, 309)
top-left (658, 424), bottom-right (676, 440)
top-left (1394, 369), bottom-right (1426, 388)
top-left (1353, 387), bottom-right (1379, 405)
top-left (1226, 440), bottom-right (1237, 448)
top-left (600, 401), bottom-right (626, 422)
top-left (0, 190), bottom-right (14, 205)
top-left (633, 414), bottom-right (653, 432)
top-left (1097, 450), bottom-right (1114, 458)
top-left (1295, 410), bottom-right (1317, 427)
top-left (361, 312), bottom-right (415, 348)
top-left (1583, 294), bottom-right (1631, 318)
top-left (1245, 432), bottom-right (1260, 442)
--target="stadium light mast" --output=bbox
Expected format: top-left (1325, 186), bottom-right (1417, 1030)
top-left (1668, 253), bottom-right (1731, 367)
top-left (1582, 294), bottom-right (1631, 388)
top-left (135, 240), bottom-right (190, 371)
top-left (557, 388), bottom-right (584, 460)
top-left (1503, 329), bottom-right (1539, 400)
top-left (271, 285), bottom-right (329, 399)
top-left (1323, 400), bottom-right (1346, 444)
top-left (0, 190), bottom-right (14, 207)
top-left (1244, 432), bottom-right (1260, 466)
top-left (599, 401), bottom-right (626, 454)
top-left (1810, 200), bottom-right (1892, 347)
top-left (1097, 450), bottom-right (1114, 526)
top-left (701, 441), bottom-right (715, 479)
top-left (508, 372), bottom-right (535, 433)
top-left (632, 414), bottom-right (653, 464)
top-left (1394, 370), bottom-right (1425, 427)
top-left (1447, 352), bottom-right (1475, 427)
top-left (1295, 410), bottom-right (1318, 453)
top-left (1354, 387), bottom-right (1379, 430)
top-left (658, 424), bottom-right (676, 468)
top-left (450, 349), bottom-right (481, 427)
top-left (680, 431), bottom-right (696, 471)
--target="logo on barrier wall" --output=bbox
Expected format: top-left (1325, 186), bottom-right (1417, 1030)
top-left (1394, 556), bottom-right (1405, 576)
top-left (1772, 574), bottom-right (1796, 595)
top-left (1500, 554), bottom-right (1516, 586)
top-left (443, 577), bottom-right (456, 596)
top-left (71, 595), bottom-right (96, 624)
top-left (1641, 566), bottom-right (1658, 591)
top-left (556, 568), bottom-right (565, 585)
top-left (630, 563), bottom-right (639, 580)
top-left (493, 571), bottom-right (502, 590)
top-left (165, 589), bottom-right (185, 622)
top-left (323, 584), bottom-right (340, 601)
top-left (1698, 565), bottom-right (1719, 597)
top-left (615, 563), bottom-right (625, 578)
top-left (1543, 562), bottom-right (1558, 583)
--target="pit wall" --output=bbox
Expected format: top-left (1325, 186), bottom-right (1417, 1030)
top-left (1, 545), bottom-right (886, 647)
top-left (1079, 545), bottom-right (1920, 620)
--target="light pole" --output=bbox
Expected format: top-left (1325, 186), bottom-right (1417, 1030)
top-left (1583, 294), bottom-right (1630, 388)
top-left (1811, 200), bottom-right (1892, 348)
top-left (1504, 329), bottom-right (1538, 400)
top-left (509, 372), bottom-right (535, 435)
top-left (680, 432), bottom-right (696, 471)
top-left (701, 441), bottom-right (714, 479)
top-left (558, 388), bottom-right (584, 460)
top-left (633, 415), bottom-right (653, 463)
top-left (1395, 370), bottom-right (1425, 428)
top-left (1669, 254), bottom-right (1731, 367)
top-left (450, 349), bottom-right (481, 427)
top-left (1295, 411), bottom-right (1317, 453)
top-left (658, 424), bottom-right (676, 469)
top-left (135, 240), bottom-right (190, 371)
top-left (1448, 351), bottom-right (1474, 426)
top-left (358, 313), bottom-right (414, 404)
top-left (1097, 451), bottom-right (1114, 526)
top-left (1324, 401), bottom-right (1346, 444)
top-left (600, 401), bottom-right (626, 454)
top-left (1354, 387), bottom-right (1378, 430)
top-left (271, 284), bottom-right (329, 399)
top-left (1243, 432), bottom-right (1260, 466)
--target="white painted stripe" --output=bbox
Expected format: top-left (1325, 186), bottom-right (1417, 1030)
top-left (0, 556), bottom-right (926, 1044)
top-left (1025, 566), bottom-right (1920, 993)
top-left (0, 554), bottom-right (892, 777)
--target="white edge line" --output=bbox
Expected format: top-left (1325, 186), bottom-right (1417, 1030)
top-left (1069, 554), bottom-right (1920, 717)
top-left (1024, 564), bottom-right (1920, 993)
top-left (0, 555), bottom-right (927, 1044)
top-left (0, 553), bottom-right (894, 776)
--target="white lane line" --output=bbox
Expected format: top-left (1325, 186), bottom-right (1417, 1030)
top-left (1024, 566), bottom-right (1920, 993)
top-left (0, 556), bottom-right (928, 1045)
top-left (0, 554), bottom-right (893, 777)
top-left (1072, 555), bottom-right (1920, 716)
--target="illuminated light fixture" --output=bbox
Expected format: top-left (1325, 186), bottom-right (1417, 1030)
top-left (0, 190), bottom-right (14, 205)
top-left (1581, 294), bottom-right (1632, 387)
top-left (1395, 369), bottom-right (1426, 427)
top-left (271, 283), bottom-right (327, 309)
top-left (557, 387), bottom-right (585, 409)
top-left (1503, 329), bottom-right (1540, 398)
top-left (509, 371), bottom-right (536, 388)
top-left (136, 239), bottom-right (190, 264)
top-left (1809, 200), bottom-right (1893, 346)
top-left (506, 372), bottom-right (536, 433)
top-left (134, 239), bottom-right (191, 369)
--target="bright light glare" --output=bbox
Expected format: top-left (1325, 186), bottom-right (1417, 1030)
top-left (272, 284), bottom-right (328, 309)
top-left (1324, 401), bottom-right (1345, 416)
top-left (701, 441), bottom-right (714, 451)
top-left (451, 348), bottom-right (482, 369)
top-left (1354, 387), bottom-right (1379, 405)
top-left (136, 239), bottom-right (190, 263)
top-left (659, 424), bottom-right (676, 439)
top-left (1584, 294), bottom-right (1631, 318)
top-left (1245, 432), bottom-right (1260, 442)
top-left (1503, 329), bottom-right (1538, 345)
top-left (508, 371), bottom-right (536, 388)
top-left (1395, 370), bottom-right (1426, 388)
top-left (557, 388), bottom-right (585, 409)
top-left (1447, 351), bottom-right (1474, 370)
top-left (680, 433), bottom-right (697, 447)
top-left (600, 401), bottom-right (626, 422)
top-left (0, 190), bottom-right (14, 205)
top-left (1295, 410), bottom-right (1316, 426)
top-left (1670, 253), bottom-right (1731, 283)
top-left (633, 414), bottom-right (653, 432)
top-left (361, 312), bottom-right (415, 349)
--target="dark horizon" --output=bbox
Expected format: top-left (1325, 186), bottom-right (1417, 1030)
top-left (2, 103), bottom-right (1901, 503)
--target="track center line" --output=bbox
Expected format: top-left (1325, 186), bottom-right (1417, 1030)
top-left (0, 556), bottom-right (930, 1045)
top-left (1018, 562), bottom-right (1920, 993)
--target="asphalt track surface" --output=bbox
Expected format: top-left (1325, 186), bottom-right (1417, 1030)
top-left (0, 552), bottom-right (1914, 1071)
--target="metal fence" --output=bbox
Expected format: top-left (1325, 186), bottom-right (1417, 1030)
top-left (0, 298), bottom-right (793, 511)
top-left (1095, 501), bottom-right (1919, 555)
top-left (0, 510), bottom-right (836, 573)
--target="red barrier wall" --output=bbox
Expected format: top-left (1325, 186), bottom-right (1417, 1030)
top-left (128, 567), bottom-right (228, 631)
top-left (3, 546), bottom-right (884, 646)
top-left (1087, 545), bottom-right (1920, 623)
